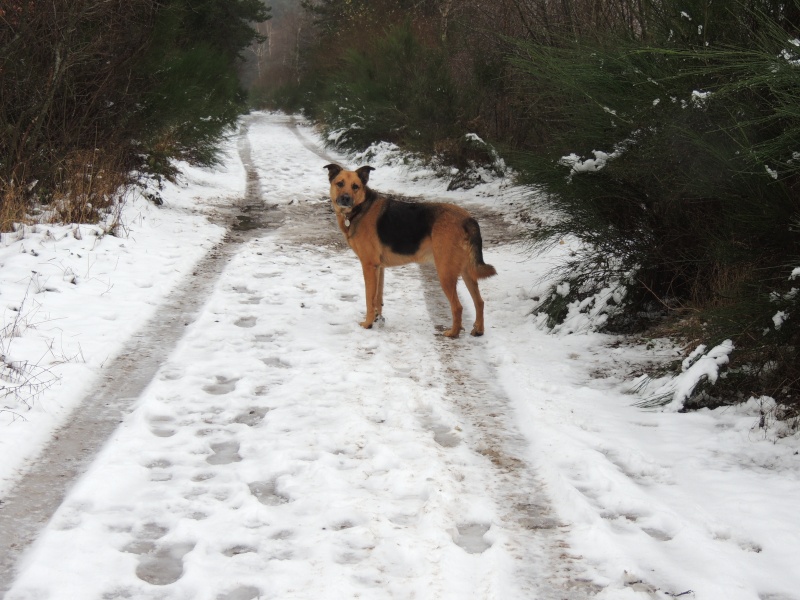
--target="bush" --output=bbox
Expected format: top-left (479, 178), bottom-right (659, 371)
top-left (0, 0), bottom-right (269, 229)
top-left (136, 0), bottom-right (270, 169)
top-left (512, 0), bottom-right (800, 408)
top-left (314, 21), bottom-right (459, 153)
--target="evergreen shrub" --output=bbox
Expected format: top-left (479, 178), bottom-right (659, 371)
top-left (314, 22), bottom-right (458, 153)
top-left (511, 0), bottom-right (800, 409)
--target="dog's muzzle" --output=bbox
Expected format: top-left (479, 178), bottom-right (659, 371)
top-left (336, 194), bottom-right (354, 209)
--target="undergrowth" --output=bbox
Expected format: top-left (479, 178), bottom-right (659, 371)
top-left (513, 1), bottom-right (800, 414)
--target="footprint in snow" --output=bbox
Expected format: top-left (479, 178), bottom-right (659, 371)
top-left (261, 356), bottom-right (290, 369)
top-left (203, 376), bottom-right (238, 395)
top-left (432, 425), bottom-right (461, 448)
top-left (232, 406), bottom-right (270, 426)
top-left (148, 415), bottom-right (176, 438)
top-left (249, 480), bottom-right (289, 505)
top-left (217, 586), bottom-right (263, 600)
top-left (207, 441), bottom-right (243, 465)
top-left (235, 316), bottom-right (258, 328)
top-left (453, 523), bottom-right (492, 554)
top-left (122, 523), bottom-right (193, 586)
top-left (146, 458), bottom-right (172, 482)
top-left (421, 414), bottom-right (461, 448)
top-left (135, 542), bottom-right (195, 586)
top-left (222, 544), bottom-right (258, 557)
top-left (121, 523), bottom-right (168, 555)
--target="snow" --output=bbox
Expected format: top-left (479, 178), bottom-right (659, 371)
top-left (559, 151), bottom-right (612, 174)
top-left (632, 341), bottom-right (735, 412)
top-left (685, 90), bottom-right (712, 109)
top-left (780, 48), bottom-right (800, 66)
top-left (1, 112), bottom-right (799, 599)
top-left (543, 280), bottom-right (628, 336)
top-left (1, 152), bottom-right (243, 487)
top-left (559, 136), bottom-right (639, 181)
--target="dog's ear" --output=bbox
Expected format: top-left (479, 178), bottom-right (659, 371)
top-left (324, 164), bottom-right (343, 181)
top-left (355, 165), bottom-right (375, 185)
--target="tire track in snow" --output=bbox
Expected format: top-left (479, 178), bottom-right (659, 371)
top-left (0, 122), bottom-right (274, 592)
top-left (418, 261), bottom-right (599, 597)
top-left (286, 116), bottom-right (340, 164)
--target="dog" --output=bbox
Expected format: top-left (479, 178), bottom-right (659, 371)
top-left (324, 163), bottom-right (496, 337)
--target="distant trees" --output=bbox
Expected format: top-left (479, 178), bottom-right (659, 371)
top-left (0, 0), bottom-right (270, 227)
top-left (245, 0), bottom-right (314, 109)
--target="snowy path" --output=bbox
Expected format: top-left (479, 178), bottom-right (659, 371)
top-left (2, 113), bottom-right (800, 600)
top-left (0, 119), bottom-right (284, 587)
top-left (1, 114), bottom-right (586, 599)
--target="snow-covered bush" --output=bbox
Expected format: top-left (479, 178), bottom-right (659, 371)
top-left (514, 1), bottom-right (800, 412)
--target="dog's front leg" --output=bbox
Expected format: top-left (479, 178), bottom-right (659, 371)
top-left (360, 261), bottom-right (380, 329)
top-left (375, 266), bottom-right (385, 318)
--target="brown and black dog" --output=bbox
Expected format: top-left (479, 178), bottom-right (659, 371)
top-left (324, 163), bottom-right (496, 338)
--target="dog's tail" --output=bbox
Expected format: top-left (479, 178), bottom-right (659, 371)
top-left (463, 218), bottom-right (497, 279)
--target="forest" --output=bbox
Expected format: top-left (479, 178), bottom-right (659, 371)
top-left (0, 0), bottom-right (269, 221)
top-left (2, 0), bottom-right (799, 415)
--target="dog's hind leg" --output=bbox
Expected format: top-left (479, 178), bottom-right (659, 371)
top-left (462, 269), bottom-right (485, 336)
top-left (435, 261), bottom-right (463, 338)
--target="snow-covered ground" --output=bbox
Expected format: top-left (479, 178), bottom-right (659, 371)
top-left (1, 112), bottom-right (799, 600)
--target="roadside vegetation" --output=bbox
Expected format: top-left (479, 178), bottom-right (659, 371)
top-left (256, 0), bottom-right (800, 417)
top-left (0, 0), bottom-right (270, 229)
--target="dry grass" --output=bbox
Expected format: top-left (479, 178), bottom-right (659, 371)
top-left (50, 149), bottom-right (129, 224)
top-left (643, 310), bottom-right (705, 347)
top-left (692, 262), bottom-right (757, 309)
top-left (0, 185), bottom-right (30, 232)
top-left (1, 149), bottom-right (129, 233)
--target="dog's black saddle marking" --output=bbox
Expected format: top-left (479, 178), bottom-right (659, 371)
top-left (377, 199), bottom-right (436, 255)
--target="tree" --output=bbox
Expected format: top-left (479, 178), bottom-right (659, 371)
top-left (0, 0), bottom-right (270, 226)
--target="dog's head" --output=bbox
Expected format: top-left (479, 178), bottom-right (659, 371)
top-left (324, 164), bottom-right (375, 215)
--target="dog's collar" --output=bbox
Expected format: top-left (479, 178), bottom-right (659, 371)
top-left (341, 195), bottom-right (375, 232)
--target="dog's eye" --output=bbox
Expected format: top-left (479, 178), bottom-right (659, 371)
top-left (352, 184), bottom-right (360, 191)
top-left (336, 181), bottom-right (344, 188)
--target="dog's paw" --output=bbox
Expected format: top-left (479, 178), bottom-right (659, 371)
top-left (470, 328), bottom-right (484, 337)
top-left (359, 320), bottom-right (373, 330)
top-left (374, 315), bottom-right (386, 328)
